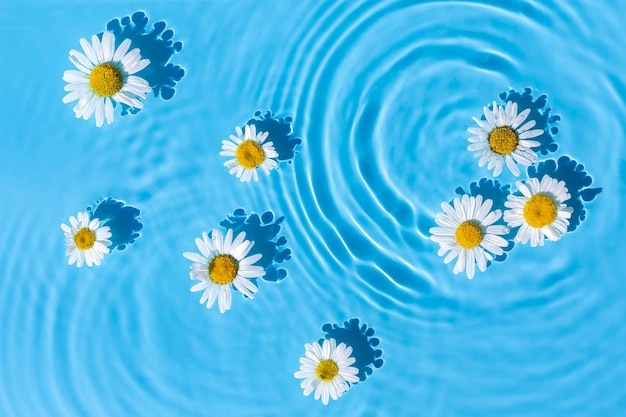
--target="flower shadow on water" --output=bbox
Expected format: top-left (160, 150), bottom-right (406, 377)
top-left (87, 198), bottom-right (143, 251)
top-left (499, 87), bottom-right (561, 156)
top-left (455, 178), bottom-right (515, 263)
top-left (527, 156), bottom-right (602, 232)
top-left (219, 208), bottom-right (291, 284)
top-left (106, 11), bottom-right (185, 115)
top-left (319, 318), bottom-right (383, 383)
top-left (246, 111), bottom-right (302, 162)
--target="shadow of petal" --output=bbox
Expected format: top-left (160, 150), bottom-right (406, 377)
top-left (106, 11), bottom-right (185, 115)
top-left (87, 197), bottom-right (143, 251)
top-left (219, 208), bottom-right (292, 283)
top-left (246, 111), bottom-right (302, 162)
top-left (455, 178), bottom-right (515, 263)
top-left (527, 156), bottom-right (602, 232)
top-left (319, 318), bottom-right (383, 383)
top-left (499, 87), bottom-right (561, 156)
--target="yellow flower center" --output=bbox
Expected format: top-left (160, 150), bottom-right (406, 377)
top-left (455, 221), bottom-right (483, 249)
top-left (74, 228), bottom-right (96, 250)
top-left (208, 254), bottom-right (239, 285)
top-left (488, 126), bottom-right (519, 155)
top-left (235, 140), bottom-right (265, 169)
top-left (523, 193), bottom-right (557, 228)
top-left (316, 359), bottom-right (339, 382)
top-left (89, 63), bottom-right (124, 97)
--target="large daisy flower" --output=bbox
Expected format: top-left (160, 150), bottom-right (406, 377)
top-left (467, 100), bottom-right (544, 176)
top-left (294, 338), bottom-right (360, 405)
top-left (430, 194), bottom-right (509, 279)
top-left (503, 174), bottom-right (573, 247)
top-left (61, 211), bottom-right (112, 267)
top-left (183, 229), bottom-right (265, 313)
top-left (62, 31), bottom-right (152, 127)
top-left (221, 124), bottom-right (279, 182)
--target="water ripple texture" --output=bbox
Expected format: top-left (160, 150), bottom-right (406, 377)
top-left (1, 1), bottom-right (625, 417)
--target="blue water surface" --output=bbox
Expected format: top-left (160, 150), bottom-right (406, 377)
top-left (1, 1), bottom-right (625, 416)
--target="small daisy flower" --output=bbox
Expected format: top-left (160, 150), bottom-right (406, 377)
top-left (61, 211), bottom-right (112, 267)
top-left (221, 124), bottom-right (279, 182)
top-left (294, 338), bottom-right (360, 405)
top-left (430, 194), bottom-right (509, 279)
top-left (503, 174), bottom-right (573, 247)
top-left (62, 31), bottom-right (152, 127)
top-left (183, 229), bottom-right (265, 313)
top-left (468, 100), bottom-right (544, 176)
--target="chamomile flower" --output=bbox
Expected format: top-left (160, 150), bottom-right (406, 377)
top-left (294, 338), bottom-right (360, 405)
top-left (468, 101), bottom-right (544, 176)
top-left (183, 229), bottom-right (265, 313)
top-left (62, 31), bottom-right (152, 127)
top-left (503, 174), bottom-right (573, 247)
top-left (430, 194), bottom-right (509, 279)
top-left (221, 124), bottom-right (279, 182)
top-left (61, 211), bottom-right (112, 267)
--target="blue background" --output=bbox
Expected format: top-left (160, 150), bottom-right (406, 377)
top-left (1, 1), bottom-right (625, 416)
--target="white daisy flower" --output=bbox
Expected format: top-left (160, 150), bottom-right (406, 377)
top-left (294, 338), bottom-right (360, 405)
top-left (503, 174), bottom-right (573, 247)
top-left (220, 124), bottom-right (279, 182)
top-left (430, 194), bottom-right (510, 279)
top-left (467, 100), bottom-right (544, 176)
top-left (62, 31), bottom-right (152, 127)
top-left (61, 211), bottom-right (112, 267)
top-left (183, 228), bottom-right (265, 313)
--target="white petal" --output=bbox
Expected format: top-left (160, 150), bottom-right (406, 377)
top-left (453, 249), bottom-right (466, 275)
top-left (483, 104), bottom-right (496, 128)
top-left (222, 229), bottom-right (234, 254)
top-left (511, 108), bottom-right (531, 129)
top-left (492, 158), bottom-right (504, 177)
top-left (465, 249), bottom-right (476, 279)
top-left (91, 34), bottom-right (104, 64)
top-left (443, 246), bottom-right (461, 264)
top-left (62, 89), bottom-right (87, 104)
top-left (69, 50), bottom-right (94, 73)
top-left (95, 97), bottom-right (105, 127)
top-left (78, 38), bottom-right (98, 65)
top-left (101, 31), bottom-right (115, 62)
top-left (518, 129), bottom-right (543, 139)
top-left (516, 119), bottom-right (536, 133)
top-left (505, 154), bottom-right (521, 176)
top-left (183, 251), bottom-right (206, 264)
top-left (63, 69), bottom-right (90, 84)
top-left (104, 97), bottom-right (115, 125)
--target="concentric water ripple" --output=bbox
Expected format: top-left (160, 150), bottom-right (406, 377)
top-left (1, 0), bottom-right (625, 416)
top-left (255, 0), bottom-right (625, 413)
top-left (263, 0), bottom-right (551, 310)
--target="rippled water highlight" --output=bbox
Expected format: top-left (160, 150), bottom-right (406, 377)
top-left (1, 1), bottom-right (625, 416)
